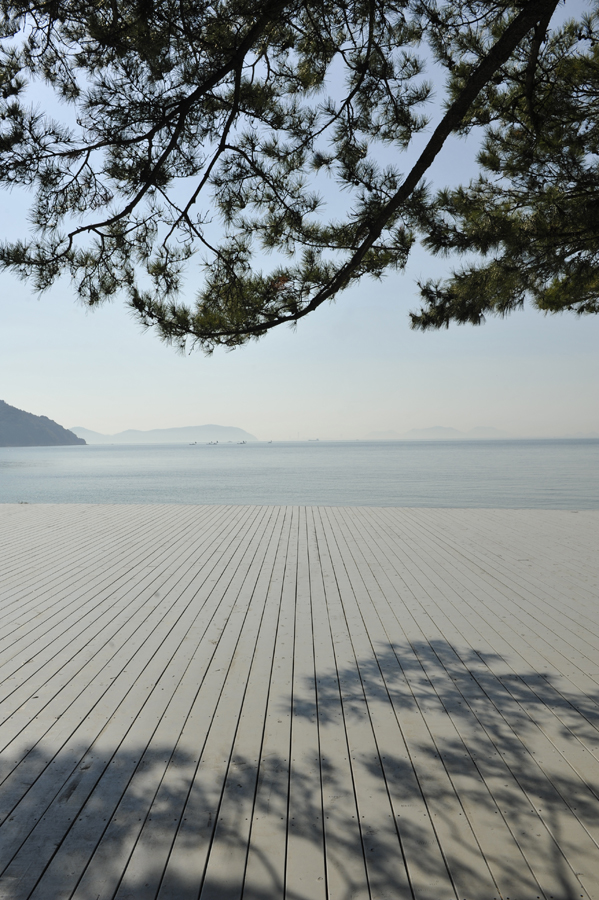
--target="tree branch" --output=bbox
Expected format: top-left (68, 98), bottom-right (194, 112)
top-left (524, 0), bottom-right (559, 129)
top-left (50, 0), bottom-right (292, 256)
top-left (166, 0), bottom-right (561, 344)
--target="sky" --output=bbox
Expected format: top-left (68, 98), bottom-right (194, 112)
top-left (1, 16), bottom-right (598, 442)
top-left (2, 249), bottom-right (598, 441)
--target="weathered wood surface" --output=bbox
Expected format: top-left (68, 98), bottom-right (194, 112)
top-left (0, 504), bottom-right (598, 900)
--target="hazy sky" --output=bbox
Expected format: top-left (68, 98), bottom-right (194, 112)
top-left (3, 249), bottom-right (598, 441)
top-left (1, 35), bottom-right (598, 441)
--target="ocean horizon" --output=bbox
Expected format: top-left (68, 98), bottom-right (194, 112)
top-left (1, 438), bottom-right (598, 508)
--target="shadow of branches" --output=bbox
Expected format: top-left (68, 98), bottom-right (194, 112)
top-left (1, 641), bottom-right (598, 899)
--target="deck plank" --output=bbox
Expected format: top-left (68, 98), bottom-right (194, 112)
top-left (316, 509), bottom-right (414, 900)
top-left (1, 505), bottom-right (598, 900)
top-left (25, 508), bottom-right (275, 900)
top-left (0, 508), bottom-right (270, 897)
top-left (305, 508), bottom-right (370, 900)
top-left (198, 508), bottom-right (292, 900)
top-left (240, 508), bottom-right (298, 900)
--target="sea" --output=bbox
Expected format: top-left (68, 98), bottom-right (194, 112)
top-left (1, 439), bottom-right (598, 508)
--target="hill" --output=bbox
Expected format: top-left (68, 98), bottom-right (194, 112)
top-left (71, 424), bottom-right (258, 443)
top-left (0, 400), bottom-right (86, 447)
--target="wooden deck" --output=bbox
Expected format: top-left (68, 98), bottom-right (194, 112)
top-left (0, 505), bottom-right (598, 900)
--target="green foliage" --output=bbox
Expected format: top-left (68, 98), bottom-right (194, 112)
top-left (411, 5), bottom-right (599, 328)
top-left (0, 0), bottom-right (595, 349)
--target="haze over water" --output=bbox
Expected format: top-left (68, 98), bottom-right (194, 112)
top-left (1, 439), bottom-right (598, 508)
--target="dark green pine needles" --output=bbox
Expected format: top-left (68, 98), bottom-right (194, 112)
top-left (0, 0), bottom-right (597, 351)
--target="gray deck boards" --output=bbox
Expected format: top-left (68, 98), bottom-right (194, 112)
top-left (1, 505), bottom-right (598, 900)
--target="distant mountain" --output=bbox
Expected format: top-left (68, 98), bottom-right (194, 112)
top-left (364, 425), bottom-right (511, 441)
top-left (0, 400), bottom-right (85, 447)
top-left (71, 424), bottom-right (258, 443)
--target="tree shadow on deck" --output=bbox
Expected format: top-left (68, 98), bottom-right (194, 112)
top-left (0, 641), bottom-right (598, 900)
top-left (306, 639), bottom-right (599, 900)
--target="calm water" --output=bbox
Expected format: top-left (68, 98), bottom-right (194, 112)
top-left (1, 439), bottom-right (598, 507)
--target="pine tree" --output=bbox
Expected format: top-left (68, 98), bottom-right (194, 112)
top-left (0, 0), bottom-right (593, 350)
top-left (411, 4), bottom-right (599, 328)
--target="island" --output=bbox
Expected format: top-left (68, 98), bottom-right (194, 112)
top-left (0, 400), bottom-right (86, 447)
top-left (70, 424), bottom-right (257, 443)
